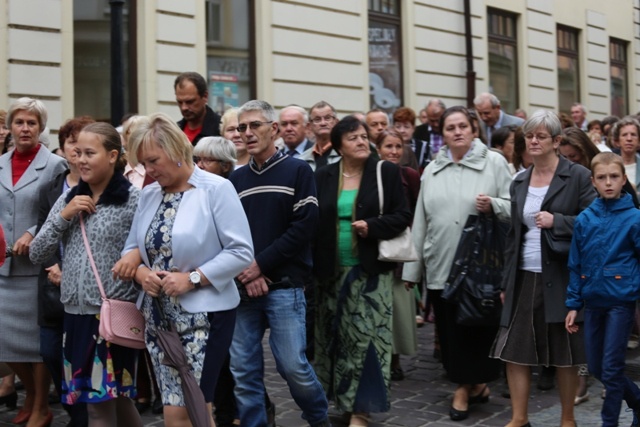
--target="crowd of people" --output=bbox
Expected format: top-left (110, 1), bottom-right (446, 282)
top-left (0, 70), bottom-right (639, 427)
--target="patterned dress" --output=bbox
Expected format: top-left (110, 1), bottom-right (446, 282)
top-left (142, 191), bottom-right (213, 406)
top-left (314, 189), bottom-right (393, 413)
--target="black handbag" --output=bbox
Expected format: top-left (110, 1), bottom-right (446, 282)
top-left (542, 228), bottom-right (572, 257)
top-left (442, 214), bottom-right (508, 326)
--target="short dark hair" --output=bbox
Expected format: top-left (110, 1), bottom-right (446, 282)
top-left (440, 106), bottom-right (477, 135)
top-left (330, 115), bottom-right (369, 153)
top-left (58, 116), bottom-right (95, 149)
top-left (174, 72), bottom-right (208, 97)
top-left (491, 125), bottom-right (516, 149)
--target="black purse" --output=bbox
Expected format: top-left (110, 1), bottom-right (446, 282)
top-left (542, 228), bottom-right (572, 257)
top-left (442, 214), bottom-right (508, 326)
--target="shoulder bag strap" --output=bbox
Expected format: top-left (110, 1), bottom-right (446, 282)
top-left (79, 213), bottom-right (107, 301)
top-left (376, 160), bottom-right (384, 216)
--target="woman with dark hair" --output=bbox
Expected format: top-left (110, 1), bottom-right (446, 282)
top-left (314, 116), bottom-right (411, 426)
top-left (491, 125), bottom-right (518, 172)
top-left (392, 107), bottom-right (429, 171)
top-left (30, 122), bottom-right (142, 426)
top-left (612, 116), bottom-right (640, 192)
top-left (36, 115), bottom-right (94, 426)
top-left (491, 110), bottom-right (596, 427)
top-left (403, 105), bottom-right (512, 422)
top-left (560, 127), bottom-right (601, 167)
top-left (512, 127), bottom-right (532, 174)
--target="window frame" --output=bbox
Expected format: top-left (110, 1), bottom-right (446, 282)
top-left (556, 25), bottom-right (580, 114)
top-left (610, 37), bottom-right (629, 117)
top-left (487, 8), bottom-right (519, 113)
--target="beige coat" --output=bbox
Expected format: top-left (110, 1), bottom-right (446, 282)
top-left (402, 139), bottom-right (512, 289)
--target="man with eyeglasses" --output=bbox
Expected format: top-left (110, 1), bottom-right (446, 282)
top-left (174, 71), bottom-right (221, 145)
top-left (279, 105), bottom-right (313, 158)
top-left (300, 101), bottom-right (341, 171)
top-left (473, 92), bottom-right (523, 144)
top-left (413, 99), bottom-right (446, 157)
top-left (228, 100), bottom-right (330, 427)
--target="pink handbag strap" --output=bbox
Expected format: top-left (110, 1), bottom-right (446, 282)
top-left (79, 213), bottom-right (107, 301)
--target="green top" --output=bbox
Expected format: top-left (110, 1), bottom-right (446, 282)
top-left (337, 189), bottom-right (359, 266)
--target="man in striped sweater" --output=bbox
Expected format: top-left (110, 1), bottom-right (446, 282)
top-left (228, 100), bottom-right (330, 427)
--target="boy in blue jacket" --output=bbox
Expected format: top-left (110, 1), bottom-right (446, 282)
top-left (565, 152), bottom-right (640, 427)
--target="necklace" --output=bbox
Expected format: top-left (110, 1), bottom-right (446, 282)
top-left (342, 171), bottom-right (362, 178)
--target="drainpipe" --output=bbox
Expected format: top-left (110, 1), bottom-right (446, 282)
top-left (464, 0), bottom-right (476, 107)
top-left (110, 0), bottom-right (125, 126)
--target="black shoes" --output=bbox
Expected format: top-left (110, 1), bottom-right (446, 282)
top-left (391, 367), bottom-right (405, 381)
top-left (0, 391), bottom-right (17, 410)
top-left (449, 405), bottom-right (469, 421)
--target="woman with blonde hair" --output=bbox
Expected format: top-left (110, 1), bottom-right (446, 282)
top-left (220, 108), bottom-right (249, 167)
top-left (123, 113), bottom-right (253, 426)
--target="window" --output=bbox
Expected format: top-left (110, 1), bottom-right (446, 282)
top-left (557, 26), bottom-right (580, 114)
top-left (610, 38), bottom-right (628, 117)
top-left (206, 0), bottom-right (222, 44)
top-left (368, 0), bottom-right (399, 15)
top-left (206, 0), bottom-right (253, 113)
top-left (368, 1), bottom-right (402, 113)
top-left (487, 9), bottom-right (518, 115)
top-left (74, 0), bottom-right (135, 122)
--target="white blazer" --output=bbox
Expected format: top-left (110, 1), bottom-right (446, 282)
top-left (123, 166), bottom-right (254, 313)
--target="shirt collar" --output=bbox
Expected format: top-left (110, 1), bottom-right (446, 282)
top-left (250, 149), bottom-right (285, 172)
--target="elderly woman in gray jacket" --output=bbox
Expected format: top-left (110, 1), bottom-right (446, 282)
top-left (403, 106), bottom-right (512, 422)
top-left (0, 98), bottom-right (67, 426)
top-left (490, 110), bottom-right (596, 427)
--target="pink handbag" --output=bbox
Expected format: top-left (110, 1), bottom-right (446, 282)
top-left (80, 214), bottom-right (146, 349)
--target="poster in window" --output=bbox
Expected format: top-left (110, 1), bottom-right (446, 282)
top-left (209, 72), bottom-right (239, 114)
top-left (368, 20), bottom-right (402, 113)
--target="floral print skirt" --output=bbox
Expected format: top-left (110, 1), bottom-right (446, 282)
top-left (143, 293), bottom-right (230, 406)
top-left (61, 312), bottom-right (138, 404)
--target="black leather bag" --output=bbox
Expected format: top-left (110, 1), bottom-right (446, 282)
top-left (542, 228), bottom-right (572, 257)
top-left (442, 214), bottom-right (508, 326)
top-left (41, 283), bottom-right (64, 324)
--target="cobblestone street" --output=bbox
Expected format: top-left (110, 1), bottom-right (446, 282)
top-left (0, 321), bottom-right (635, 426)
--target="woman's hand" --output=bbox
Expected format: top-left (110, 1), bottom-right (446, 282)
top-left (60, 195), bottom-right (96, 221)
top-left (404, 281), bottom-right (416, 291)
top-left (500, 291), bottom-right (505, 305)
top-left (45, 263), bottom-right (62, 286)
top-left (565, 310), bottom-right (579, 334)
top-left (13, 231), bottom-right (34, 256)
top-left (475, 194), bottom-right (493, 214)
top-left (112, 250), bottom-right (142, 281)
top-left (137, 267), bottom-right (164, 298)
top-left (158, 271), bottom-right (193, 297)
top-left (535, 211), bottom-right (554, 229)
top-left (352, 220), bottom-right (369, 238)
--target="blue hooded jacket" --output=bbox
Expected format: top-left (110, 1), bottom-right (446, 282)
top-left (566, 193), bottom-right (640, 311)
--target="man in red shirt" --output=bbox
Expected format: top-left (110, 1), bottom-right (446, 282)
top-left (175, 72), bottom-right (221, 144)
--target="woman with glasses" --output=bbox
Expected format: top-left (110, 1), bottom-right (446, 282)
top-left (221, 108), bottom-right (250, 169)
top-left (491, 110), bottom-right (596, 427)
top-left (193, 137), bottom-right (237, 179)
top-left (392, 107), bottom-right (429, 171)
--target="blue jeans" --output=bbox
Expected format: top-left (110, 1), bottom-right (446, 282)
top-left (585, 303), bottom-right (640, 426)
top-left (230, 288), bottom-right (328, 427)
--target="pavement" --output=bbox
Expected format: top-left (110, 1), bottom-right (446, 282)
top-left (0, 321), bottom-right (638, 426)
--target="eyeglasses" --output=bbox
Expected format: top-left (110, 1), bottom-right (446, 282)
top-left (193, 157), bottom-right (222, 165)
top-left (310, 115), bottom-right (336, 124)
top-left (524, 133), bottom-right (553, 141)
top-left (236, 121), bottom-right (273, 133)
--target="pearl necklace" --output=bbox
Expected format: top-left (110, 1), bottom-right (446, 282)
top-left (342, 171), bottom-right (362, 178)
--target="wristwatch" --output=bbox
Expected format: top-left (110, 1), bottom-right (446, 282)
top-left (189, 271), bottom-right (202, 289)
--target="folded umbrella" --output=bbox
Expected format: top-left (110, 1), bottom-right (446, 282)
top-left (153, 298), bottom-right (210, 427)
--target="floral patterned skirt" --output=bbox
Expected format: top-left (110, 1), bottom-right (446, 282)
top-left (142, 293), bottom-right (235, 406)
top-left (62, 312), bottom-right (138, 404)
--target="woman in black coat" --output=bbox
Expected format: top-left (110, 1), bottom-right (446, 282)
top-left (491, 110), bottom-right (596, 427)
top-left (313, 116), bottom-right (411, 426)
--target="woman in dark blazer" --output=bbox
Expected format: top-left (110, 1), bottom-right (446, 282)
top-left (314, 116), bottom-right (411, 426)
top-left (491, 109), bottom-right (596, 427)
